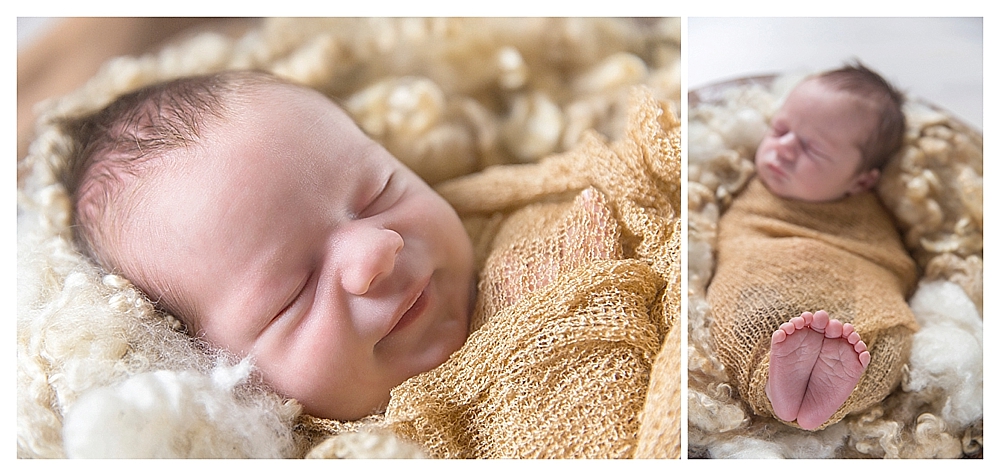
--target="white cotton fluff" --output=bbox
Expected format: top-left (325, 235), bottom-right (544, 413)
top-left (709, 437), bottom-right (784, 459)
top-left (712, 107), bottom-right (769, 152)
top-left (62, 360), bottom-right (297, 458)
top-left (904, 279), bottom-right (983, 430)
top-left (687, 120), bottom-right (727, 164)
top-left (770, 423), bottom-right (848, 459)
top-left (706, 422), bottom-right (848, 459)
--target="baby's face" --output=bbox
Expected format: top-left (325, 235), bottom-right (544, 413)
top-left (118, 83), bottom-right (474, 420)
top-left (754, 78), bottom-right (879, 202)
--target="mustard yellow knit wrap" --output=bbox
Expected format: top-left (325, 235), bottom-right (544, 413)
top-left (707, 178), bottom-right (920, 430)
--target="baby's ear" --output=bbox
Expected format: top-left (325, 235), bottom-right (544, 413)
top-left (848, 168), bottom-right (880, 195)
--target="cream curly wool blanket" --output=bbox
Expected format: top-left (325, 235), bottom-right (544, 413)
top-left (707, 178), bottom-right (919, 430)
top-left (300, 87), bottom-right (682, 458)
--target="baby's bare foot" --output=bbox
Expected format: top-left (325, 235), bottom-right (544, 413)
top-left (766, 311), bottom-right (823, 422)
top-left (795, 318), bottom-right (869, 429)
top-left (766, 310), bottom-right (870, 430)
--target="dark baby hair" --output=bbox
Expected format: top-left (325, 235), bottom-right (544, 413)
top-left (815, 61), bottom-right (906, 172)
top-left (62, 70), bottom-right (284, 270)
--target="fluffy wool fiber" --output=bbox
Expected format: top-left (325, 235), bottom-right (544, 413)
top-left (687, 75), bottom-right (983, 458)
top-left (17, 18), bottom-right (680, 458)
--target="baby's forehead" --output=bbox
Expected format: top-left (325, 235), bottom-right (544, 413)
top-left (788, 80), bottom-right (877, 119)
top-left (180, 83), bottom-right (380, 180)
top-left (219, 82), bottom-right (359, 139)
top-left (240, 80), bottom-right (343, 111)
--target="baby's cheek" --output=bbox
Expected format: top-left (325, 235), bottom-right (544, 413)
top-left (753, 142), bottom-right (770, 163)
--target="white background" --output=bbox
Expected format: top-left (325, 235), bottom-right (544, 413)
top-left (688, 17), bottom-right (983, 130)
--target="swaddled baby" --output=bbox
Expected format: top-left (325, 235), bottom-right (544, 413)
top-left (707, 63), bottom-right (920, 431)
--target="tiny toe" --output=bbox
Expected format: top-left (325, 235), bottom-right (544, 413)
top-left (842, 323), bottom-right (855, 337)
top-left (847, 332), bottom-right (860, 345)
top-left (779, 322), bottom-right (796, 335)
top-left (859, 351), bottom-right (871, 368)
top-left (811, 311), bottom-right (829, 331)
top-left (791, 316), bottom-right (806, 329)
top-left (854, 340), bottom-right (867, 353)
top-left (800, 311), bottom-right (814, 324)
top-left (772, 329), bottom-right (787, 344)
top-left (825, 319), bottom-right (843, 338)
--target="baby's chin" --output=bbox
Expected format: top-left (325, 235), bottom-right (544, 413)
top-left (754, 166), bottom-right (786, 196)
top-left (758, 176), bottom-right (790, 198)
top-left (754, 165), bottom-right (807, 201)
top-left (304, 382), bottom-right (395, 422)
top-left (412, 301), bottom-right (470, 371)
top-left (760, 181), bottom-right (811, 202)
top-left (329, 332), bottom-right (465, 420)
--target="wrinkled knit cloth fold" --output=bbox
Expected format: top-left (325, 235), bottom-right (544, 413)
top-left (299, 86), bottom-right (682, 458)
top-left (707, 178), bottom-right (919, 430)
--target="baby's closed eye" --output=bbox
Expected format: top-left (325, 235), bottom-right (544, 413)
top-left (358, 172), bottom-right (400, 218)
top-left (263, 271), bottom-right (312, 333)
top-left (802, 141), bottom-right (831, 161)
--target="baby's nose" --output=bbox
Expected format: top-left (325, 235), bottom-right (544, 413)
top-left (342, 227), bottom-right (404, 295)
top-left (775, 131), bottom-right (799, 161)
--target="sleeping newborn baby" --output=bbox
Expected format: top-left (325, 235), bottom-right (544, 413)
top-left (707, 63), bottom-right (920, 431)
top-left (64, 70), bottom-right (476, 421)
top-left (60, 69), bottom-right (681, 457)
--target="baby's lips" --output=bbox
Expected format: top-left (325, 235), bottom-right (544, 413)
top-left (379, 275), bottom-right (432, 342)
top-left (765, 162), bottom-right (788, 179)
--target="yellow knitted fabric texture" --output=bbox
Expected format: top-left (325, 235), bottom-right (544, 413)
top-left (707, 178), bottom-right (920, 430)
top-left (301, 86), bottom-right (681, 458)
